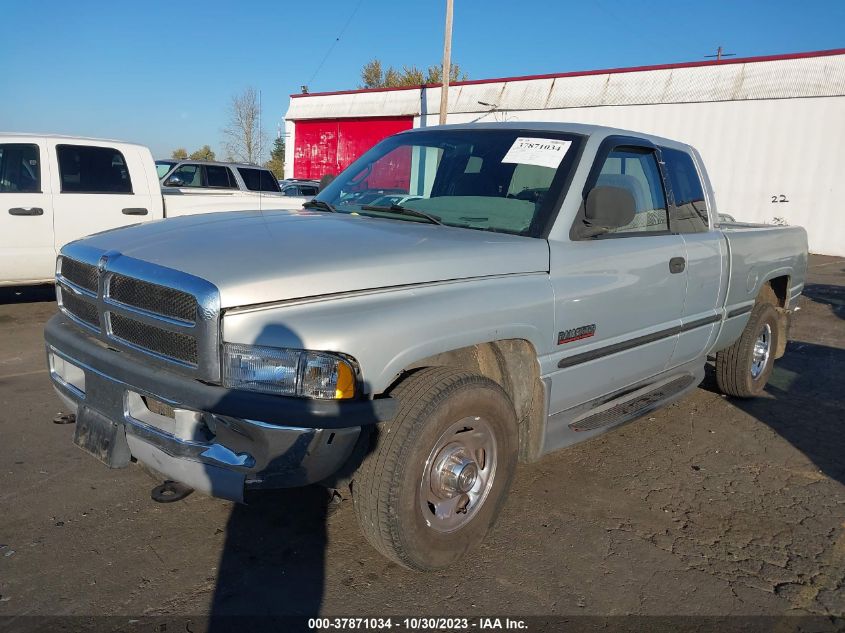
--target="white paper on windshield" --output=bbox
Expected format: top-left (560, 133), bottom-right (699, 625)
top-left (501, 137), bottom-right (572, 169)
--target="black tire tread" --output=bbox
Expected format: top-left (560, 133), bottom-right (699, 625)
top-left (353, 367), bottom-right (512, 569)
top-left (716, 288), bottom-right (779, 398)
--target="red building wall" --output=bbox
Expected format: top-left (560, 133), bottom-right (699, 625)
top-left (292, 116), bottom-right (413, 181)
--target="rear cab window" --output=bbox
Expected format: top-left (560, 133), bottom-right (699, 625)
top-left (238, 168), bottom-right (282, 192)
top-left (57, 145), bottom-right (132, 193)
top-left (661, 147), bottom-right (709, 233)
top-left (0, 143), bottom-right (41, 193)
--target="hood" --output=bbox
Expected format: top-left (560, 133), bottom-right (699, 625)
top-left (77, 210), bottom-right (549, 308)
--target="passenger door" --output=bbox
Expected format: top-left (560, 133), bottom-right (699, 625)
top-left (662, 146), bottom-right (724, 365)
top-left (547, 140), bottom-right (687, 420)
top-left (0, 140), bottom-right (55, 284)
top-left (50, 143), bottom-right (155, 248)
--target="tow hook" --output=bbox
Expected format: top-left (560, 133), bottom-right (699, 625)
top-left (53, 412), bottom-right (76, 424)
top-left (151, 480), bottom-right (194, 503)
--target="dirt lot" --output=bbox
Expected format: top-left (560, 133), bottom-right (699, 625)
top-left (0, 255), bottom-right (843, 630)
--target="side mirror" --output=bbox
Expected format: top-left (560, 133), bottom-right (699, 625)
top-left (584, 186), bottom-right (636, 232)
top-left (164, 176), bottom-right (185, 187)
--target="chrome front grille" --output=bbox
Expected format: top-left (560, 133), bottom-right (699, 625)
top-left (55, 246), bottom-right (221, 380)
top-left (109, 312), bottom-right (199, 364)
top-left (109, 274), bottom-right (198, 323)
top-left (59, 258), bottom-right (98, 293)
top-left (59, 289), bottom-right (101, 329)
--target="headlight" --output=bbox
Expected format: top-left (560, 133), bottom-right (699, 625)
top-left (222, 343), bottom-right (356, 400)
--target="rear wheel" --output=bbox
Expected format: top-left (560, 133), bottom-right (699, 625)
top-left (716, 300), bottom-right (780, 398)
top-left (353, 367), bottom-right (518, 571)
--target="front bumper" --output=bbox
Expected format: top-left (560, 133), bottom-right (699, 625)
top-left (45, 314), bottom-right (395, 501)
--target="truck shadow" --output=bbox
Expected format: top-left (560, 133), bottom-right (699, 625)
top-left (700, 340), bottom-right (845, 486)
top-left (208, 486), bottom-right (331, 625)
top-left (201, 323), bottom-right (380, 630)
top-left (0, 284), bottom-right (55, 305)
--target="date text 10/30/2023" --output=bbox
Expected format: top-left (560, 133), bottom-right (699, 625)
top-left (307, 617), bottom-right (529, 630)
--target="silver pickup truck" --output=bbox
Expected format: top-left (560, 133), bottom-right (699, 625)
top-left (45, 122), bottom-right (808, 571)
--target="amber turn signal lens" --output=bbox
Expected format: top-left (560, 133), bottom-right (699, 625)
top-left (335, 360), bottom-right (356, 399)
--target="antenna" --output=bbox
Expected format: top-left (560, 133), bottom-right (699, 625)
top-left (705, 46), bottom-right (736, 61)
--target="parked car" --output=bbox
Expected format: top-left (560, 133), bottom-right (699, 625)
top-left (159, 159), bottom-right (307, 218)
top-left (0, 135), bottom-right (305, 285)
top-left (45, 122), bottom-right (808, 571)
top-left (279, 179), bottom-right (319, 200)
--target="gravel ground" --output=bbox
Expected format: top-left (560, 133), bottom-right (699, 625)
top-left (0, 255), bottom-right (842, 630)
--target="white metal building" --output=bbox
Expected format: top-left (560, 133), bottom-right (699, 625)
top-left (285, 49), bottom-right (845, 256)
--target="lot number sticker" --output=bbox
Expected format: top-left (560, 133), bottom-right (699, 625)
top-left (501, 137), bottom-right (572, 169)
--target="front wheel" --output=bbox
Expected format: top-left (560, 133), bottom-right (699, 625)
top-left (353, 367), bottom-right (518, 571)
top-left (716, 301), bottom-right (781, 398)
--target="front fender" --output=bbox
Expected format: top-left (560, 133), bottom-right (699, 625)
top-left (221, 274), bottom-right (555, 395)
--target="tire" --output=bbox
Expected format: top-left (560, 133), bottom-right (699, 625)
top-left (353, 367), bottom-right (518, 571)
top-left (715, 300), bottom-right (781, 398)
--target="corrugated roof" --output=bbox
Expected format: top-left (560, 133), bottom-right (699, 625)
top-left (286, 48), bottom-right (845, 121)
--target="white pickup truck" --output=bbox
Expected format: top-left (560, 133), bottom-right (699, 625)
top-left (0, 134), bottom-right (302, 286)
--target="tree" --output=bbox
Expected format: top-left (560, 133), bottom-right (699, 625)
top-left (222, 87), bottom-right (268, 164)
top-left (360, 59), bottom-right (384, 89)
top-left (171, 148), bottom-right (188, 160)
top-left (359, 58), bottom-right (468, 88)
top-left (425, 63), bottom-right (467, 85)
top-left (189, 145), bottom-right (216, 161)
top-left (264, 137), bottom-right (285, 179)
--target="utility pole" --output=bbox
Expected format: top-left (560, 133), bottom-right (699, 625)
top-left (705, 46), bottom-right (736, 61)
top-left (257, 89), bottom-right (262, 163)
top-left (439, 0), bottom-right (453, 125)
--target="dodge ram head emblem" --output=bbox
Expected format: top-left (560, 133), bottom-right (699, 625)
top-left (97, 255), bottom-right (108, 272)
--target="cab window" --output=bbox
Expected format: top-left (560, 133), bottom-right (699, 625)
top-left (205, 165), bottom-right (237, 189)
top-left (57, 145), bottom-right (133, 194)
top-left (167, 164), bottom-right (202, 187)
top-left (593, 148), bottom-right (668, 234)
top-left (0, 143), bottom-right (41, 193)
top-left (238, 168), bottom-right (282, 192)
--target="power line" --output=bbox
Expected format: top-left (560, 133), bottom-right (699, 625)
top-left (305, 0), bottom-right (365, 90)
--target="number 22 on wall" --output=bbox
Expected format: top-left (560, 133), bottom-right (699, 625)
top-left (771, 194), bottom-right (789, 203)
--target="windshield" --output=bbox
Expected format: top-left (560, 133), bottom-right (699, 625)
top-left (155, 161), bottom-right (176, 179)
top-left (314, 129), bottom-right (582, 236)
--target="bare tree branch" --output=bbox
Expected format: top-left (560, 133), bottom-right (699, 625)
top-left (221, 87), bottom-right (268, 164)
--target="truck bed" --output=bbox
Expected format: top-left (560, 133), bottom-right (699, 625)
top-left (722, 223), bottom-right (809, 311)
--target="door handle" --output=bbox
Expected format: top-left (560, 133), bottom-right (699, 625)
top-left (8, 207), bottom-right (44, 216)
top-left (122, 207), bottom-right (149, 215)
top-left (669, 256), bottom-right (686, 274)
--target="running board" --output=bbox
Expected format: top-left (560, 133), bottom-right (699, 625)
top-left (569, 374), bottom-right (696, 432)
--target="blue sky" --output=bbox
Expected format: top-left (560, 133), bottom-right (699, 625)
top-left (2, 0), bottom-right (842, 160)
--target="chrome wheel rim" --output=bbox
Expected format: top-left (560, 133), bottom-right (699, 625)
top-left (750, 323), bottom-right (772, 379)
top-left (419, 416), bottom-right (497, 533)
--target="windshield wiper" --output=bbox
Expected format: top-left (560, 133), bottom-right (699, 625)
top-left (303, 199), bottom-right (337, 213)
top-left (360, 204), bottom-right (443, 225)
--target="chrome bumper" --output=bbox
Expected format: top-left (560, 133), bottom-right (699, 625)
top-left (46, 343), bottom-right (362, 503)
